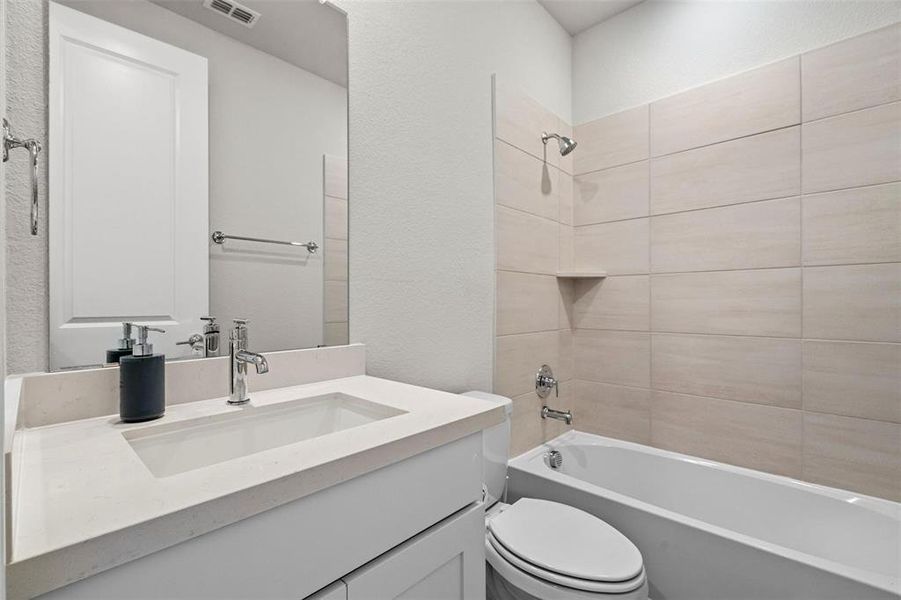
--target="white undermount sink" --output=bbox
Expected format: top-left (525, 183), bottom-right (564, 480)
top-left (124, 393), bottom-right (407, 477)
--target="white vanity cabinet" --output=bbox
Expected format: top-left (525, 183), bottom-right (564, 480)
top-left (341, 502), bottom-right (485, 599)
top-left (35, 433), bottom-right (486, 600)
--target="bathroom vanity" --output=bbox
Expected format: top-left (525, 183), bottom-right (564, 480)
top-left (4, 4), bottom-right (497, 597)
top-left (5, 345), bottom-right (502, 599)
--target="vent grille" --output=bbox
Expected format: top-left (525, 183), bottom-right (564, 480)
top-left (202, 0), bottom-right (260, 28)
top-left (208, 0), bottom-right (232, 14)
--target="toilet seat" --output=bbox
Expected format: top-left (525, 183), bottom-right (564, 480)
top-left (487, 530), bottom-right (647, 594)
top-left (485, 498), bottom-right (647, 596)
top-left (486, 536), bottom-right (648, 600)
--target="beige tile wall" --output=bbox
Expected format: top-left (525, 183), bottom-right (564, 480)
top-left (493, 80), bottom-right (574, 456)
top-left (323, 155), bottom-right (349, 346)
top-left (566, 23), bottom-right (901, 501)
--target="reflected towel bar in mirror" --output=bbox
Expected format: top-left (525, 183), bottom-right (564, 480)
top-left (211, 231), bottom-right (319, 253)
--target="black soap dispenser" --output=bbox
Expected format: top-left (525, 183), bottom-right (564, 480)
top-left (106, 322), bottom-right (136, 364)
top-left (119, 324), bottom-right (166, 422)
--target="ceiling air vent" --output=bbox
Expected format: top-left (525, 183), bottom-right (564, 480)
top-left (202, 0), bottom-right (260, 28)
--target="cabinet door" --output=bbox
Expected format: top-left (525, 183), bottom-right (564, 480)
top-left (306, 580), bottom-right (347, 600)
top-left (343, 503), bottom-right (485, 600)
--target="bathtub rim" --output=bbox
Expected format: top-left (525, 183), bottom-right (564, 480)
top-left (508, 430), bottom-right (901, 597)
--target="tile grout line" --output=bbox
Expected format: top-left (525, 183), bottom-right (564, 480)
top-left (800, 177), bottom-right (901, 198)
top-left (491, 76), bottom-right (498, 395)
top-left (576, 194), bottom-right (795, 228)
top-left (575, 97), bottom-right (900, 179)
top-left (582, 379), bottom-right (805, 414)
top-left (647, 103), bottom-right (655, 442)
top-left (801, 97), bottom-right (901, 127)
top-left (799, 58), bottom-right (807, 439)
top-left (576, 375), bottom-right (900, 428)
top-left (496, 268), bottom-right (560, 278)
top-left (648, 123), bottom-right (800, 161)
top-left (497, 201), bottom-right (563, 227)
top-left (802, 178), bottom-right (901, 198)
top-left (574, 326), bottom-right (901, 346)
top-left (495, 136), bottom-right (574, 177)
top-left (573, 156), bottom-right (649, 179)
top-left (496, 328), bottom-right (566, 339)
top-left (574, 178), bottom-right (901, 229)
top-left (646, 261), bottom-right (900, 277)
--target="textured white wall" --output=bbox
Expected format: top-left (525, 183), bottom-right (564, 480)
top-left (338, 0), bottom-right (571, 392)
top-left (5, 0), bottom-right (46, 375)
top-left (573, 0), bottom-right (901, 124)
top-left (1, 0), bottom-right (8, 590)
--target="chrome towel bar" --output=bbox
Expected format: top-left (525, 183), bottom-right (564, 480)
top-left (211, 230), bottom-right (318, 254)
top-left (3, 118), bottom-right (42, 236)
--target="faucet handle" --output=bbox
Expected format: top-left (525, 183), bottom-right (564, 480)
top-left (230, 318), bottom-right (249, 345)
top-left (536, 364), bottom-right (558, 399)
top-left (176, 333), bottom-right (204, 346)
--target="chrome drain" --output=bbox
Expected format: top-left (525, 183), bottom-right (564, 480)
top-left (547, 449), bottom-right (563, 469)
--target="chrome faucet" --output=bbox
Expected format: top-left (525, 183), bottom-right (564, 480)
top-left (541, 406), bottom-right (573, 425)
top-left (228, 319), bottom-right (269, 405)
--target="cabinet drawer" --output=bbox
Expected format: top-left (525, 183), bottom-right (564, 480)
top-left (343, 503), bottom-right (485, 600)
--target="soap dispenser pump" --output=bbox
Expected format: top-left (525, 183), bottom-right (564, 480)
top-left (119, 324), bottom-right (166, 422)
top-left (106, 322), bottom-right (135, 364)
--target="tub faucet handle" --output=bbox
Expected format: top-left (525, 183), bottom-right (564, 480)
top-left (537, 367), bottom-right (571, 425)
top-left (536, 364), bottom-right (558, 398)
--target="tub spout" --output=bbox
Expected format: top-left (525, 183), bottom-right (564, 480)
top-left (541, 406), bottom-right (572, 425)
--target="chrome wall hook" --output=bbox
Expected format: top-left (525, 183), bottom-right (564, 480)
top-left (3, 117), bottom-right (42, 235)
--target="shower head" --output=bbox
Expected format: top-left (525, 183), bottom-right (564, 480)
top-left (541, 132), bottom-right (577, 156)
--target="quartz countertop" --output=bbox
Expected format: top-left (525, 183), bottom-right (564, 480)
top-left (7, 375), bottom-right (503, 598)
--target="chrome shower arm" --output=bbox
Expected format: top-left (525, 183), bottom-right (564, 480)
top-left (541, 130), bottom-right (577, 156)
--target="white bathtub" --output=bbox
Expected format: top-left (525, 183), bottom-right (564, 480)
top-left (507, 431), bottom-right (900, 600)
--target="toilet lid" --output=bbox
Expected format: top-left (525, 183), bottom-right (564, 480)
top-left (487, 498), bottom-right (644, 583)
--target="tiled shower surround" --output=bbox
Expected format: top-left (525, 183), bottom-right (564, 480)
top-left (493, 24), bottom-right (900, 501)
top-left (493, 78), bottom-right (576, 456)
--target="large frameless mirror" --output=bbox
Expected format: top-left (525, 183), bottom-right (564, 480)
top-left (47, 0), bottom-right (348, 370)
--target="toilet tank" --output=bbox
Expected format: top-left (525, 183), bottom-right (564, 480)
top-left (462, 391), bottom-right (512, 506)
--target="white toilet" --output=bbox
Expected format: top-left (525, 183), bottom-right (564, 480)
top-left (464, 392), bottom-right (649, 600)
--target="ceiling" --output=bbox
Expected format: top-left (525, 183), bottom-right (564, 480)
top-left (151, 0), bottom-right (347, 87)
top-left (537, 0), bottom-right (645, 36)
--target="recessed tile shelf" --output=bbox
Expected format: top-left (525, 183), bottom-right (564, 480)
top-left (556, 271), bottom-right (608, 279)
